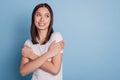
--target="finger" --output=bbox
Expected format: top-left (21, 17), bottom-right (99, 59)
top-left (54, 40), bottom-right (64, 49)
top-left (51, 41), bottom-right (56, 46)
top-left (24, 45), bottom-right (30, 48)
top-left (55, 43), bottom-right (61, 48)
top-left (57, 41), bottom-right (63, 48)
top-left (59, 41), bottom-right (64, 47)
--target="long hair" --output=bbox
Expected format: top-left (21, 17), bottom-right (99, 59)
top-left (31, 3), bottom-right (54, 44)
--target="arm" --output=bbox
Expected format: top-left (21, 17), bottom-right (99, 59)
top-left (27, 51), bottom-right (63, 75)
top-left (20, 41), bottom-right (63, 76)
top-left (22, 41), bottom-right (64, 75)
top-left (40, 52), bottom-right (63, 75)
top-left (20, 51), bottom-right (51, 76)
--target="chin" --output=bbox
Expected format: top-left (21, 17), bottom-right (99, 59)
top-left (38, 27), bottom-right (48, 30)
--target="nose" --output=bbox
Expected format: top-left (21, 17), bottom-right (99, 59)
top-left (40, 16), bottom-right (44, 22)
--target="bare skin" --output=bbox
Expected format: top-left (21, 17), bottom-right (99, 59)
top-left (21, 41), bottom-right (64, 75)
top-left (20, 7), bottom-right (65, 76)
top-left (20, 40), bottom-right (64, 76)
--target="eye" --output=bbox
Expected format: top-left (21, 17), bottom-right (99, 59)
top-left (46, 15), bottom-right (50, 18)
top-left (35, 13), bottom-right (41, 17)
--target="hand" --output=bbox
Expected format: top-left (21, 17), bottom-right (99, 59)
top-left (47, 40), bottom-right (64, 58)
top-left (22, 46), bottom-right (34, 59)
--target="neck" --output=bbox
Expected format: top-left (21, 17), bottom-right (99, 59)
top-left (37, 29), bottom-right (48, 43)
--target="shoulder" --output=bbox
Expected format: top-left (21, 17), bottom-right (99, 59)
top-left (24, 39), bottom-right (33, 47)
top-left (51, 32), bottom-right (63, 42)
top-left (51, 32), bottom-right (62, 37)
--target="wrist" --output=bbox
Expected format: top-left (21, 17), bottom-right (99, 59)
top-left (29, 53), bottom-right (36, 60)
top-left (45, 51), bottom-right (51, 59)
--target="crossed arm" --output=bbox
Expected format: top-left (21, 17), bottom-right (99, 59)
top-left (20, 41), bottom-right (64, 76)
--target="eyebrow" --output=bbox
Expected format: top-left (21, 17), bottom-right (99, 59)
top-left (35, 12), bottom-right (40, 14)
top-left (35, 12), bottom-right (50, 15)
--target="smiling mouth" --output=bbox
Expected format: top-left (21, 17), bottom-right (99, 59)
top-left (38, 23), bottom-right (45, 26)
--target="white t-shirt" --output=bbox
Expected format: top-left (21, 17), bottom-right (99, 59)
top-left (24, 32), bottom-right (63, 80)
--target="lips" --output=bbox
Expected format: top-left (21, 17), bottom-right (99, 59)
top-left (38, 22), bottom-right (45, 26)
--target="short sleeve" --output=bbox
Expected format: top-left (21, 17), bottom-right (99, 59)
top-left (24, 40), bottom-right (33, 48)
top-left (51, 32), bottom-right (63, 42)
top-left (51, 32), bottom-right (64, 53)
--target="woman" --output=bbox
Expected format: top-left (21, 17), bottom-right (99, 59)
top-left (20, 3), bottom-right (64, 80)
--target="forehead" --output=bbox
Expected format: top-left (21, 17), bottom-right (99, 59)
top-left (36, 7), bottom-right (50, 14)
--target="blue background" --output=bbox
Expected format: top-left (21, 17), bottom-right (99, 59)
top-left (0, 0), bottom-right (120, 80)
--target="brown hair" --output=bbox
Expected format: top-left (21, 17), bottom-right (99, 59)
top-left (31, 3), bottom-right (54, 44)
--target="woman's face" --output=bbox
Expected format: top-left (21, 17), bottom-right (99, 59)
top-left (34, 7), bottom-right (51, 30)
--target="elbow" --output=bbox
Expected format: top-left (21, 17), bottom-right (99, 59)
top-left (20, 69), bottom-right (27, 77)
top-left (52, 72), bottom-right (59, 75)
top-left (52, 69), bottom-right (60, 75)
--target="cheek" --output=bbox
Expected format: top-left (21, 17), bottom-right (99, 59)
top-left (34, 17), bottom-right (39, 22)
top-left (34, 19), bottom-right (38, 27)
top-left (34, 17), bottom-right (39, 24)
top-left (46, 19), bottom-right (51, 24)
